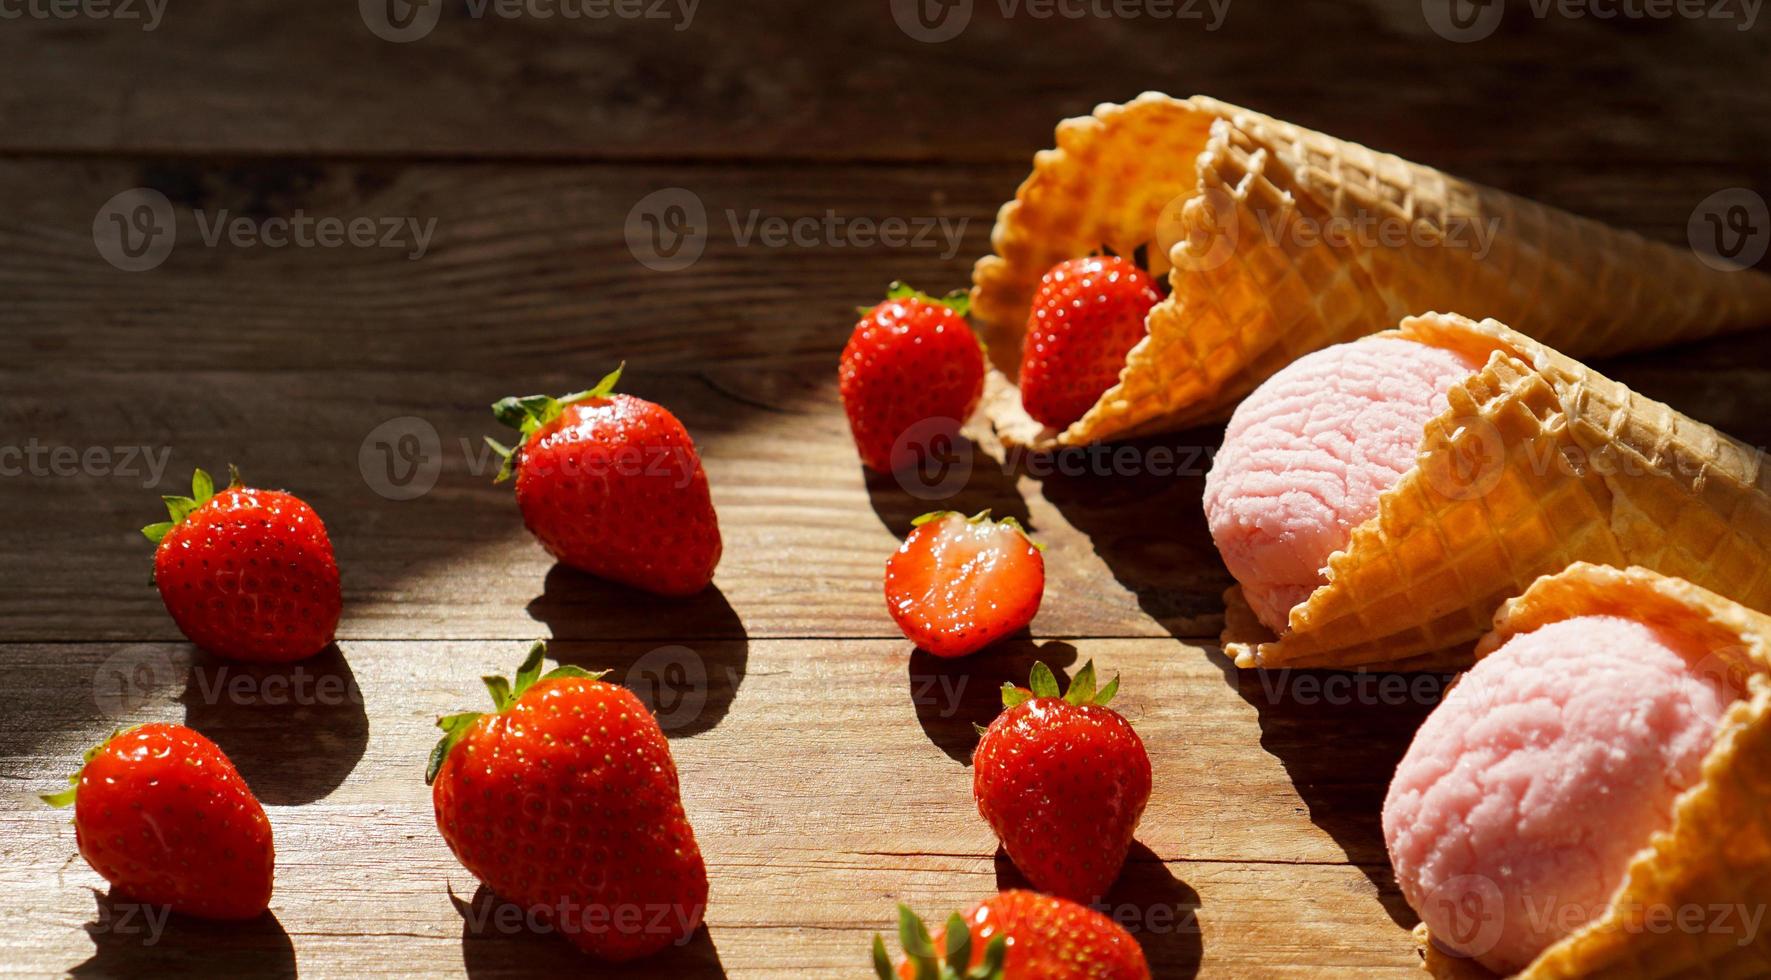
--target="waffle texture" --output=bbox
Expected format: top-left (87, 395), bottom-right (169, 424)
top-left (1224, 313), bottom-right (1771, 671)
top-left (973, 93), bottom-right (1771, 448)
top-left (1414, 563), bottom-right (1771, 979)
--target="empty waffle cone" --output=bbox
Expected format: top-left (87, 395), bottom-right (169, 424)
top-left (1414, 563), bottom-right (1771, 979)
top-left (1225, 312), bottom-right (1771, 672)
top-left (972, 93), bottom-right (1771, 448)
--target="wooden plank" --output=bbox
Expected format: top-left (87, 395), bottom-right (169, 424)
top-left (0, 1), bottom-right (1767, 165)
top-left (6, 158), bottom-right (1767, 383)
top-left (0, 637), bottom-right (1435, 978)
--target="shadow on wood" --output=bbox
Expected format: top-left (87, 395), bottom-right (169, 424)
top-left (909, 639), bottom-right (1078, 764)
top-left (864, 435), bottom-right (1034, 540)
top-left (179, 642), bottom-right (368, 806)
top-left (531, 570), bottom-right (748, 739)
top-left (1026, 426), bottom-right (1233, 640)
top-left (454, 884), bottom-right (726, 979)
top-left (993, 842), bottom-right (1202, 978)
top-left (1209, 647), bottom-right (1444, 928)
top-left (71, 892), bottom-right (295, 979)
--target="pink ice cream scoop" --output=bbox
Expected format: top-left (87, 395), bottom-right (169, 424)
top-left (1203, 338), bottom-right (1483, 632)
top-left (1383, 615), bottom-right (1732, 974)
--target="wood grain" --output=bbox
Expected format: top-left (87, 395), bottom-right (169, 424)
top-left (0, 637), bottom-right (1438, 978)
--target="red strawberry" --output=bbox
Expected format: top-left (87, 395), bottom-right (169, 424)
top-left (872, 890), bottom-right (1150, 980)
top-left (1018, 256), bottom-right (1162, 430)
top-left (489, 365), bottom-right (721, 596)
top-left (840, 283), bottom-right (986, 472)
top-left (428, 641), bottom-right (708, 962)
top-left (144, 467), bottom-right (341, 663)
top-left (884, 510), bottom-right (1044, 658)
top-left (973, 662), bottom-right (1151, 903)
top-left (42, 722), bottom-right (275, 920)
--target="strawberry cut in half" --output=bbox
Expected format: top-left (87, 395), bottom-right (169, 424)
top-left (884, 510), bottom-right (1045, 658)
top-left (487, 364), bottom-right (722, 597)
top-left (428, 641), bottom-right (709, 962)
top-left (973, 661), bottom-right (1152, 904)
top-left (871, 890), bottom-right (1150, 980)
top-left (1018, 255), bottom-right (1163, 431)
top-left (43, 723), bottom-right (275, 920)
top-left (840, 283), bottom-right (986, 473)
top-left (144, 466), bottom-right (341, 663)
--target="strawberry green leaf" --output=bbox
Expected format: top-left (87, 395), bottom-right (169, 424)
top-left (191, 468), bottom-right (214, 504)
top-left (540, 665), bottom-right (601, 683)
top-left (1064, 660), bottom-right (1098, 706)
top-left (162, 495), bottom-right (198, 524)
top-left (141, 521), bottom-right (176, 544)
top-left (481, 675), bottom-right (513, 712)
top-left (910, 510), bottom-right (960, 528)
top-left (39, 727), bottom-right (132, 808)
top-left (226, 464), bottom-right (244, 489)
top-left (871, 935), bottom-right (895, 980)
top-left (884, 281), bottom-right (972, 318)
top-left (489, 366), bottom-right (625, 483)
top-left (1028, 661), bottom-right (1061, 699)
top-left (1095, 674), bottom-right (1121, 706)
top-left (942, 914), bottom-right (970, 973)
top-left (972, 721), bottom-right (989, 737)
top-left (425, 712), bottom-right (483, 786)
top-left (1001, 683), bottom-right (1031, 709)
top-left (996, 516), bottom-right (1045, 552)
top-left (484, 437), bottom-right (516, 484)
top-left (512, 641), bottom-right (546, 698)
top-left (972, 936), bottom-right (1007, 979)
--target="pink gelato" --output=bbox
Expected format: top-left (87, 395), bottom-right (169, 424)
top-left (1383, 615), bottom-right (1733, 974)
top-left (1204, 338), bottom-right (1482, 632)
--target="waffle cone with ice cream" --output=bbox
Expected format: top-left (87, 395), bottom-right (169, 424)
top-left (1217, 312), bottom-right (1771, 671)
top-left (1406, 563), bottom-right (1771, 978)
top-left (973, 93), bottom-right (1771, 449)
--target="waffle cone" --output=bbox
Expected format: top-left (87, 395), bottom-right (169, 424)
top-left (1226, 312), bottom-right (1771, 671)
top-left (973, 93), bottom-right (1771, 449)
top-left (1413, 563), bottom-right (1771, 979)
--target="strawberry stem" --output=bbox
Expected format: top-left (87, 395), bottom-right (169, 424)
top-left (487, 364), bottom-right (625, 483)
top-left (1001, 659), bottom-right (1120, 710)
top-left (141, 467), bottom-right (223, 544)
top-left (425, 640), bottom-right (606, 785)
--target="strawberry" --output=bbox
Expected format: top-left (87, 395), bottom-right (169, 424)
top-left (42, 723), bottom-right (275, 920)
top-left (1018, 256), bottom-right (1162, 430)
top-left (840, 283), bottom-right (986, 472)
top-left (872, 890), bottom-right (1150, 980)
top-left (143, 467), bottom-right (341, 663)
top-left (428, 641), bottom-right (708, 962)
top-left (884, 510), bottom-right (1044, 658)
top-left (973, 662), bottom-right (1152, 903)
top-left (488, 365), bottom-right (721, 596)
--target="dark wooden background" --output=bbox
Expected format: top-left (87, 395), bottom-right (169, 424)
top-left (2, 1), bottom-right (1768, 976)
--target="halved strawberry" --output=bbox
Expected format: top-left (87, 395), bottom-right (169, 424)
top-left (884, 510), bottom-right (1044, 657)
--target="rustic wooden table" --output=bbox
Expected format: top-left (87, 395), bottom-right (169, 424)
top-left (2, 2), bottom-right (1768, 976)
